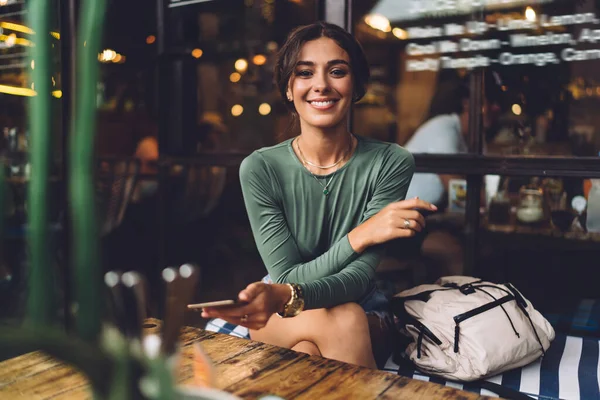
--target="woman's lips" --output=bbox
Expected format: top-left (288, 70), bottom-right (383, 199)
top-left (307, 99), bottom-right (338, 110)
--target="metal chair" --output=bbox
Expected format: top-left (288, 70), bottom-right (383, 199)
top-left (168, 163), bottom-right (226, 226)
top-left (96, 158), bottom-right (140, 236)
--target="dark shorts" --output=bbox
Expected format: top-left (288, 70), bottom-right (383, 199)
top-left (359, 284), bottom-right (392, 321)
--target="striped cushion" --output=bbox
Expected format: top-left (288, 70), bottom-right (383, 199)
top-left (206, 318), bottom-right (600, 400)
top-left (206, 318), bottom-right (250, 339)
top-left (386, 334), bottom-right (600, 400)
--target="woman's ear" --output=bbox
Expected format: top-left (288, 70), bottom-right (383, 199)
top-left (286, 88), bottom-right (293, 102)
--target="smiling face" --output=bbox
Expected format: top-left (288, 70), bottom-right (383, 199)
top-left (286, 37), bottom-right (354, 134)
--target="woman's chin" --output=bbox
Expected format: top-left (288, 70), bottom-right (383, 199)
top-left (302, 118), bottom-right (346, 131)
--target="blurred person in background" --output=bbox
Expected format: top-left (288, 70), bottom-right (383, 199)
top-left (399, 77), bottom-right (472, 280)
top-left (404, 79), bottom-right (470, 208)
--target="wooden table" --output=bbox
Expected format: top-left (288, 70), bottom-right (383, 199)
top-left (0, 319), bottom-right (491, 399)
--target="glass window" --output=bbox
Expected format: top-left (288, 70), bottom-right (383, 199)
top-left (97, 0), bottom-right (318, 158)
top-left (191, 0), bottom-right (317, 152)
top-left (0, 0), bottom-right (63, 325)
top-left (481, 1), bottom-right (600, 157)
top-left (352, 1), bottom-right (476, 153)
top-left (353, 1), bottom-right (600, 158)
top-left (96, 0), bottom-right (159, 157)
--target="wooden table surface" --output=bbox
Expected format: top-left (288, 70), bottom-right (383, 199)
top-left (0, 319), bottom-right (491, 399)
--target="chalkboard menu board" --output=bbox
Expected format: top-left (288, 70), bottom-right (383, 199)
top-left (389, 0), bottom-right (600, 73)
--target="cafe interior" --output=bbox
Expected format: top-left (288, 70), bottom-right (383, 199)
top-left (0, 0), bottom-right (599, 399)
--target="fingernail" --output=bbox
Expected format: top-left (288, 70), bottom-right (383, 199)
top-left (431, 204), bottom-right (437, 210)
top-left (414, 196), bottom-right (419, 199)
top-left (201, 311), bottom-right (208, 318)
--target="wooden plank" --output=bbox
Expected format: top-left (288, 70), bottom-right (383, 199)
top-left (293, 363), bottom-right (399, 400)
top-left (225, 354), bottom-right (344, 399)
top-left (0, 364), bottom-right (87, 400)
top-left (0, 351), bottom-right (55, 383)
top-left (47, 384), bottom-right (92, 399)
top-left (378, 378), bottom-right (490, 400)
top-left (180, 333), bottom-right (263, 365)
top-left (177, 337), bottom-right (264, 384)
top-left (212, 343), bottom-right (305, 389)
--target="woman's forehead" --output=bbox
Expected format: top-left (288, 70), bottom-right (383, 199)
top-left (297, 37), bottom-right (349, 64)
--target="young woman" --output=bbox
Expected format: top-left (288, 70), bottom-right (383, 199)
top-left (201, 22), bottom-right (436, 369)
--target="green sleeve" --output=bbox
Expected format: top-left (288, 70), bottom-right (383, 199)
top-left (298, 144), bottom-right (415, 309)
top-left (240, 145), bottom-right (415, 310)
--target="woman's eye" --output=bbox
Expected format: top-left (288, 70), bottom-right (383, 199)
top-left (331, 69), bottom-right (348, 77)
top-left (295, 70), bottom-right (312, 77)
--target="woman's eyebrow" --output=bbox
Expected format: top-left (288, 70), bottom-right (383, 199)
top-left (295, 59), bottom-right (350, 67)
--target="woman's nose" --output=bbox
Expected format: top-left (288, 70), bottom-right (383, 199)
top-left (312, 72), bottom-right (330, 93)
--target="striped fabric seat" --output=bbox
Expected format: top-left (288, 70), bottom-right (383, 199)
top-left (206, 318), bottom-right (600, 400)
top-left (206, 318), bottom-right (250, 339)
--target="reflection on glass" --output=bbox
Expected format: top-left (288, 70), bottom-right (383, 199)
top-left (355, 0), bottom-right (600, 158)
top-left (404, 76), bottom-right (470, 206)
top-left (480, 175), bottom-right (600, 239)
top-left (0, 0), bottom-right (62, 323)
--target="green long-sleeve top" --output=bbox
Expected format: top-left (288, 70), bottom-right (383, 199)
top-left (239, 135), bottom-right (415, 310)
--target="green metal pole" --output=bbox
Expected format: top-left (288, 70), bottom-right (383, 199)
top-left (26, 0), bottom-right (55, 326)
top-left (71, 0), bottom-right (107, 342)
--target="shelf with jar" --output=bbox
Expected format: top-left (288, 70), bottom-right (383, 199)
top-left (480, 176), bottom-right (600, 248)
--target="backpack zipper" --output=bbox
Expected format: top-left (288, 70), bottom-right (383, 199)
top-left (453, 294), bottom-right (515, 353)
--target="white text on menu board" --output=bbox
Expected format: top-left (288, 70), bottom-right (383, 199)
top-left (405, 12), bottom-right (600, 71)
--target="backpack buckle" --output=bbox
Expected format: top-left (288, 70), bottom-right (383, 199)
top-left (459, 283), bottom-right (476, 295)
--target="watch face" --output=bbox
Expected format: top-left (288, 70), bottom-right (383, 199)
top-left (289, 298), bottom-right (304, 316)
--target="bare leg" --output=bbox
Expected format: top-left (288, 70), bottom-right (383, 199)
top-left (250, 302), bottom-right (377, 369)
top-left (291, 341), bottom-right (321, 356)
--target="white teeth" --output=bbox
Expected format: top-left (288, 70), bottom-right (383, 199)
top-left (311, 101), bottom-right (335, 107)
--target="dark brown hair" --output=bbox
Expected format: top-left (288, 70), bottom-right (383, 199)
top-left (275, 21), bottom-right (370, 114)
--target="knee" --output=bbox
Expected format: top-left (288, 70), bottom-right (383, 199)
top-left (327, 302), bottom-right (369, 333)
top-left (292, 340), bottom-right (321, 356)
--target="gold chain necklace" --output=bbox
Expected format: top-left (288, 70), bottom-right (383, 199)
top-left (296, 136), bottom-right (353, 196)
top-left (296, 135), bottom-right (352, 169)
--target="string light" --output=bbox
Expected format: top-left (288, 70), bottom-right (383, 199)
top-left (191, 48), bottom-right (203, 58)
top-left (0, 84), bottom-right (36, 97)
top-left (512, 104), bottom-right (522, 116)
top-left (392, 28), bottom-right (407, 40)
top-left (0, 22), bottom-right (34, 34)
top-left (258, 103), bottom-right (271, 116)
top-left (253, 54), bottom-right (267, 65)
top-left (231, 104), bottom-right (244, 117)
top-left (364, 14), bottom-right (391, 33)
top-left (235, 58), bottom-right (248, 73)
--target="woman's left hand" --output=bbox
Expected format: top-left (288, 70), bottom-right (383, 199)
top-left (200, 282), bottom-right (292, 330)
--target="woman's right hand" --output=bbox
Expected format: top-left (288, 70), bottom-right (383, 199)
top-left (348, 197), bottom-right (437, 253)
top-left (201, 282), bottom-right (291, 330)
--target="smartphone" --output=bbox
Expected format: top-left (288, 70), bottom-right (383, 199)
top-left (187, 300), bottom-right (245, 310)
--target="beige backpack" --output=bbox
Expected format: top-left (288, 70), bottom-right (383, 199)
top-left (391, 276), bottom-right (555, 382)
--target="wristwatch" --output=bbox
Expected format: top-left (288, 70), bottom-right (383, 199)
top-left (277, 283), bottom-right (305, 318)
